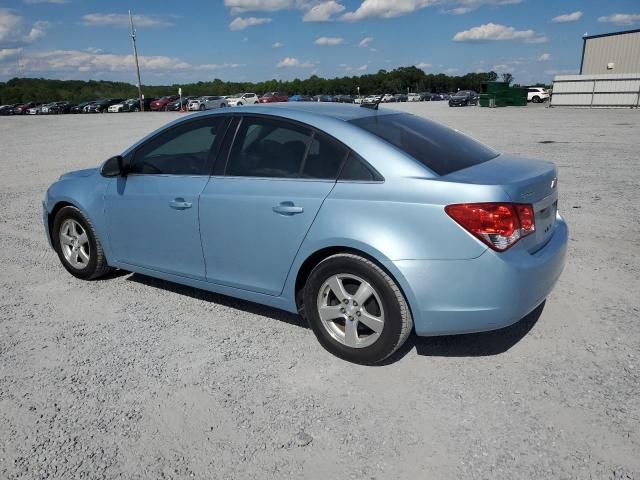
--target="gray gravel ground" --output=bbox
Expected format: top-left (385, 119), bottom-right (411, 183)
top-left (1, 102), bottom-right (639, 479)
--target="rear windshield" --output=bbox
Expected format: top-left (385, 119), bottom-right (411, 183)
top-left (349, 113), bottom-right (498, 176)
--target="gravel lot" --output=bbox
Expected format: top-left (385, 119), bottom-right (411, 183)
top-left (1, 103), bottom-right (639, 479)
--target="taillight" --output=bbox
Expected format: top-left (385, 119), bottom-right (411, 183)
top-left (445, 203), bottom-right (535, 251)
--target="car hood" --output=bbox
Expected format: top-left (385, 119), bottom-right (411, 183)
top-left (59, 167), bottom-right (98, 180)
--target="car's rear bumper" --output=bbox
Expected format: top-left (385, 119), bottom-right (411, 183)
top-left (387, 214), bottom-right (568, 336)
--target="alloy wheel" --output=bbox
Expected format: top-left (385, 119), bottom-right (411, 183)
top-left (316, 274), bottom-right (385, 348)
top-left (59, 219), bottom-right (90, 269)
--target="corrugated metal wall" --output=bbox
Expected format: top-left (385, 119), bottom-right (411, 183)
top-left (551, 74), bottom-right (640, 107)
top-left (582, 31), bottom-right (640, 75)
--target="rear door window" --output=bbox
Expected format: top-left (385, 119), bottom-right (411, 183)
top-left (226, 117), bottom-right (311, 178)
top-left (349, 113), bottom-right (498, 176)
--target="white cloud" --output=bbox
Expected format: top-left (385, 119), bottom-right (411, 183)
top-left (538, 53), bottom-right (551, 61)
top-left (0, 9), bottom-right (49, 46)
top-left (82, 14), bottom-right (175, 28)
top-left (597, 13), bottom-right (640, 26)
top-left (314, 36), bottom-right (344, 45)
top-left (444, 68), bottom-right (460, 74)
top-left (276, 56), bottom-right (314, 67)
top-left (272, 41), bottom-right (283, 48)
top-left (341, 0), bottom-right (438, 21)
top-left (453, 23), bottom-right (546, 43)
top-left (448, 0), bottom-right (522, 15)
top-left (224, 0), bottom-right (300, 14)
top-left (0, 47), bottom-right (22, 61)
top-left (229, 16), bottom-right (272, 30)
top-left (0, 48), bottom-right (242, 76)
top-left (551, 11), bottom-right (582, 23)
top-left (342, 63), bottom-right (367, 72)
top-left (303, 1), bottom-right (345, 21)
top-left (358, 36), bottom-right (373, 47)
top-left (340, 0), bottom-right (519, 20)
top-left (415, 62), bottom-right (432, 69)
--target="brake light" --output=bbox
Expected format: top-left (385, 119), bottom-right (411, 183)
top-left (445, 203), bottom-right (535, 251)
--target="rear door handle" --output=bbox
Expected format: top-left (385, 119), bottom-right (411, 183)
top-left (272, 201), bottom-right (304, 215)
top-left (169, 198), bottom-right (192, 209)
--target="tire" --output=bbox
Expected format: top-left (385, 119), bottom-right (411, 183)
top-left (52, 206), bottom-right (112, 280)
top-left (199, 104), bottom-right (205, 111)
top-left (532, 96), bottom-right (540, 103)
top-left (237, 102), bottom-right (243, 106)
top-left (303, 253), bottom-right (413, 364)
top-left (133, 107), bottom-right (140, 112)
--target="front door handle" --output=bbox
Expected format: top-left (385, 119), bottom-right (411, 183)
top-left (169, 198), bottom-right (192, 209)
top-left (272, 201), bottom-right (304, 215)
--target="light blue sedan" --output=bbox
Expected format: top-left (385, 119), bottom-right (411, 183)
top-left (43, 103), bottom-right (568, 364)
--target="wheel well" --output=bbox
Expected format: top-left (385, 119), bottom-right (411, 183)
top-left (47, 201), bottom-right (75, 238)
top-left (294, 247), bottom-right (409, 315)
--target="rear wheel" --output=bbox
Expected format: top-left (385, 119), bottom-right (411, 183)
top-left (304, 253), bottom-right (412, 364)
top-left (532, 96), bottom-right (541, 103)
top-left (199, 104), bottom-right (205, 111)
top-left (53, 206), bottom-right (112, 280)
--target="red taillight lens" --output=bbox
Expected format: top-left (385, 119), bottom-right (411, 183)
top-left (445, 203), bottom-right (536, 251)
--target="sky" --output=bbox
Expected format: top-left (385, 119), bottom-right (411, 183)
top-left (1, 0), bottom-right (639, 86)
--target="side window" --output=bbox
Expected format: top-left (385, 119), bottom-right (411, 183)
top-left (339, 153), bottom-right (382, 182)
top-left (131, 118), bottom-right (223, 175)
top-left (226, 117), bottom-right (311, 178)
top-left (301, 132), bottom-right (348, 179)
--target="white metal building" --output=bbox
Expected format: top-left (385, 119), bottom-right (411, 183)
top-left (551, 29), bottom-right (640, 108)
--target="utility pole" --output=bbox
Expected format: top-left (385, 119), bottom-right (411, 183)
top-left (129, 10), bottom-right (144, 112)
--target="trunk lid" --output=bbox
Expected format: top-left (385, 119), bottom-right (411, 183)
top-left (445, 154), bottom-right (559, 253)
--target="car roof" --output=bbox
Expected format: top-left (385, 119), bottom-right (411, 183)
top-left (220, 102), bottom-right (393, 121)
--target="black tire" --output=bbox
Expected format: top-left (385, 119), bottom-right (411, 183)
top-left (199, 104), bottom-right (205, 111)
top-left (133, 107), bottom-right (140, 112)
top-left (532, 96), bottom-right (540, 103)
top-left (237, 102), bottom-right (243, 106)
top-left (52, 206), bottom-right (112, 280)
top-left (303, 253), bottom-right (413, 364)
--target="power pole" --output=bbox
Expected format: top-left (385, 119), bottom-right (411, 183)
top-left (129, 10), bottom-right (144, 112)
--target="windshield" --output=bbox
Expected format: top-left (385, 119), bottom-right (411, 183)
top-left (454, 91), bottom-right (470, 97)
top-left (349, 113), bottom-right (499, 176)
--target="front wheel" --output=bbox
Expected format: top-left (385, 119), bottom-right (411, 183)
top-left (532, 96), bottom-right (540, 103)
top-left (304, 253), bottom-right (413, 364)
top-left (52, 206), bottom-right (112, 280)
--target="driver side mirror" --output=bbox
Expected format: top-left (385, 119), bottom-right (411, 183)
top-left (101, 155), bottom-right (128, 177)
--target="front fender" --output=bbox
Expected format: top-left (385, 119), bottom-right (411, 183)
top-left (44, 175), bottom-right (111, 257)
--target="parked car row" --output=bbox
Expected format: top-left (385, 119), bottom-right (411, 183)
top-left (1, 89), bottom-right (487, 117)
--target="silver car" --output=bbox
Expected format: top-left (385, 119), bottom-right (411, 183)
top-left (187, 96), bottom-right (227, 111)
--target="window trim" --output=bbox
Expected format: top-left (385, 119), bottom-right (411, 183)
top-left (127, 116), bottom-right (231, 177)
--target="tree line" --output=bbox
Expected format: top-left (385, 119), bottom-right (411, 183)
top-left (0, 66), bottom-right (501, 104)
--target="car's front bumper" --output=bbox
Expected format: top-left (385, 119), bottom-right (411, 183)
top-left (387, 214), bottom-right (568, 336)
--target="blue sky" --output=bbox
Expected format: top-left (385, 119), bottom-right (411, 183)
top-left (1, 0), bottom-right (639, 85)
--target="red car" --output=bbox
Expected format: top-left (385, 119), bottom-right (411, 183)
top-left (258, 92), bottom-right (288, 103)
top-left (149, 95), bottom-right (178, 111)
top-left (13, 102), bottom-right (39, 114)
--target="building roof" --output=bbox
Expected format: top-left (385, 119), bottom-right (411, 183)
top-left (583, 28), bottom-right (640, 41)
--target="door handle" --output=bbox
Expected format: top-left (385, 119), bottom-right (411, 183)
top-left (272, 202), bottom-right (304, 215)
top-left (169, 198), bottom-right (192, 209)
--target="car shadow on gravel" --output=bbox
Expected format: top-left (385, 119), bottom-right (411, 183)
top-left (125, 272), bottom-right (543, 363)
top-left (126, 273), bottom-right (307, 329)
top-left (384, 302), bottom-right (545, 364)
